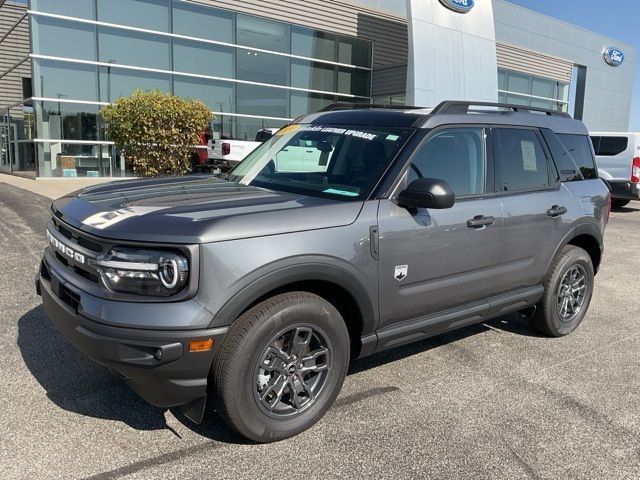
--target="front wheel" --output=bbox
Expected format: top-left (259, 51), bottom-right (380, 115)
top-left (531, 245), bottom-right (594, 337)
top-left (211, 292), bottom-right (350, 442)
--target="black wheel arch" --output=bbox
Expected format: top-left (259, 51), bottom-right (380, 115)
top-left (208, 262), bottom-right (377, 358)
top-left (548, 223), bottom-right (603, 275)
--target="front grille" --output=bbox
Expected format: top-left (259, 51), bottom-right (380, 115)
top-left (49, 217), bottom-right (107, 285)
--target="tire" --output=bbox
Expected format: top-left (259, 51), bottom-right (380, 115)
top-left (531, 245), bottom-right (594, 337)
top-left (211, 292), bottom-right (350, 442)
top-left (611, 199), bottom-right (630, 208)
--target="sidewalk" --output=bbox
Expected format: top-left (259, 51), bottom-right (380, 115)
top-left (0, 173), bottom-right (127, 199)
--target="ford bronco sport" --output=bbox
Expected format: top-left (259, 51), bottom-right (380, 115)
top-left (37, 101), bottom-right (610, 442)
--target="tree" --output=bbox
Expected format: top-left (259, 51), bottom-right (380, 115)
top-left (101, 89), bottom-right (213, 176)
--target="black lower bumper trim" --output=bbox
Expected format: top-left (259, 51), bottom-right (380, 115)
top-left (38, 271), bottom-right (227, 410)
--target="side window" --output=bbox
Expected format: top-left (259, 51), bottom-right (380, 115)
top-left (557, 134), bottom-right (598, 180)
top-left (495, 128), bottom-right (551, 192)
top-left (595, 136), bottom-right (628, 156)
top-left (407, 127), bottom-right (485, 196)
top-left (590, 136), bottom-right (601, 154)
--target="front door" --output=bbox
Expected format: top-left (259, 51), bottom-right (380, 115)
top-left (377, 127), bottom-right (502, 331)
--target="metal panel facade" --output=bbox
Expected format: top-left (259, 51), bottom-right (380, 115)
top-left (496, 43), bottom-right (573, 84)
top-left (0, 1), bottom-right (30, 109)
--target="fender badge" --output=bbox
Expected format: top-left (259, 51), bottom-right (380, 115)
top-left (394, 265), bottom-right (408, 282)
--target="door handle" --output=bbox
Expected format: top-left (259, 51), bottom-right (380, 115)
top-left (547, 205), bottom-right (568, 217)
top-left (467, 215), bottom-right (495, 228)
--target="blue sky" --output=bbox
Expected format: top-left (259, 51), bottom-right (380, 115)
top-left (505, 0), bottom-right (640, 131)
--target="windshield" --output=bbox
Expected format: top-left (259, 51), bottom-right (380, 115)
top-left (227, 124), bottom-right (413, 200)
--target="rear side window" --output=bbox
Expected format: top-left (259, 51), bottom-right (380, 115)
top-left (591, 136), bottom-right (628, 156)
top-left (494, 128), bottom-right (551, 191)
top-left (557, 134), bottom-right (598, 179)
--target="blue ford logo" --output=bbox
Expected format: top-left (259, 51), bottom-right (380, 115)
top-left (603, 47), bottom-right (624, 67)
top-left (438, 0), bottom-right (475, 13)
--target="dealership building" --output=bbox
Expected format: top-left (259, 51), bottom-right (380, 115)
top-left (0, 0), bottom-right (635, 178)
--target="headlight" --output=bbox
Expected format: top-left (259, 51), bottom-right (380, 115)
top-left (96, 247), bottom-right (189, 297)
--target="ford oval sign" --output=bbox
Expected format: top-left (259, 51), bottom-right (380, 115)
top-left (604, 47), bottom-right (624, 67)
top-left (438, 0), bottom-right (475, 14)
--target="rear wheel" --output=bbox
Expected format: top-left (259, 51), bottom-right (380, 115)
top-left (611, 199), bottom-right (630, 208)
top-left (531, 245), bottom-right (594, 337)
top-left (212, 292), bottom-right (350, 442)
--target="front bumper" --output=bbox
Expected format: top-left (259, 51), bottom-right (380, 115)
top-left (36, 259), bottom-right (226, 418)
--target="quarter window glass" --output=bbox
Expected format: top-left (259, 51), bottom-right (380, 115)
top-left (557, 134), bottom-right (598, 180)
top-left (594, 136), bottom-right (628, 156)
top-left (408, 128), bottom-right (485, 196)
top-left (495, 129), bottom-right (550, 191)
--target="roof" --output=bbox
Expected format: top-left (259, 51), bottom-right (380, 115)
top-left (298, 102), bottom-right (589, 136)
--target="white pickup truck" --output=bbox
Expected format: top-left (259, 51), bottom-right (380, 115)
top-left (206, 128), bottom-right (279, 172)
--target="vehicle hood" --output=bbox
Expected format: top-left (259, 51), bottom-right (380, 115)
top-left (51, 176), bottom-right (363, 244)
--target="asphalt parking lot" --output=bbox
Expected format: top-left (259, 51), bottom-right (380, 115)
top-left (1, 182), bottom-right (639, 480)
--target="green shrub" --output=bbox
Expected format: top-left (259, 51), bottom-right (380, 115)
top-left (101, 90), bottom-right (213, 176)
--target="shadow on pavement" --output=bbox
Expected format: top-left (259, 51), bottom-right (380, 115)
top-left (17, 304), bottom-right (247, 443)
top-left (18, 304), bottom-right (169, 431)
top-left (17, 303), bottom-right (542, 443)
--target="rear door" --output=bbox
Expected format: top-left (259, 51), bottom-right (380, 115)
top-left (377, 126), bottom-right (503, 330)
top-left (590, 135), bottom-right (632, 182)
top-left (492, 127), bottom-right (574, 293)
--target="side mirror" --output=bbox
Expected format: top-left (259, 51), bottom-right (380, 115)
top-left (396, 178), bottom-right (455, 209)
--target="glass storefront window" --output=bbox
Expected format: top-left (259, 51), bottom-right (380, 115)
top-left (210, 115), bottom-right (234, 141)
top-left (36, 142), bottom-right (127, 178)
top-left (338, 36), bottom-right (372, 68)
top-left (173, 77), bottom-right (234, 113)
top-left (35, 101), bottom-right (101, 142)
top-left (98, 27), bottom-right (170, 70)
top-left (499, 69), bottom-right (569, 112)
top-left (498, 69), bottom-right (508, 91)
top-left (33, 59), bottom-right (98, 101)
top-left (32, 16), bottom-right (96, 61)
top-left (338, 68), bottom-right (370, 97)
top-left (237, 49), bottom-right (289, 86)
top-left (531, 77), bottom-right (556, 100)
top-left (233, 117), bottom-right (287, 142)
top-left (99, 67), bottom-right (170, 102)
top-left (507, 71), bottom-right (531, 95)
top-left (291, 27), bottom-right (336, 62)
top-left (290, 92), bottom-right (335, 117)
top-left (291, 60), bottom-right (336, 93)
top-left (172, 1), bottom-right (234, 43)
top-left (31, 0), bottom-right (94, 20)
top-left (173, 39), bottom-right (234, 78)
top-left (237, 14), bottom-right (290, 54)
top-left (236, 84), bottom-right (289, 119)
top-left (96, 0), bottom-right (170, 32)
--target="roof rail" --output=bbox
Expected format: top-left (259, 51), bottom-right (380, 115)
top-left (318, 102), bottom-right (424, 112)
top-left (431, 101), bottom-right (571, 117)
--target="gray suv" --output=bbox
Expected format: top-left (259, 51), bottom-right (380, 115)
top-left (36, 101), bottom-right (610, 442)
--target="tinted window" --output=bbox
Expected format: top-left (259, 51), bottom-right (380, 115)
top-left (408, 128), bottom-right (485, 196)
top-left (557, 134), bottom-right (598, 180)
top-left (540, 129), bottom-right (579, 182)
top-left (495, 129), bottom-right (550, 191)
top-left (229, 125), bottom-right (412, 200)
top-left (592, 136), bottom-right (628, 156)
